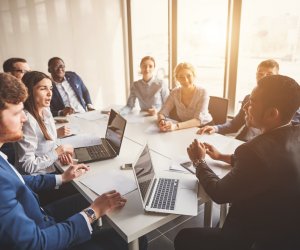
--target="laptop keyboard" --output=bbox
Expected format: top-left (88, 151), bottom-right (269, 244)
top-left (151, 178), bottom-right (179, 211)
top-left (87, 144), bottom-right (111, 159)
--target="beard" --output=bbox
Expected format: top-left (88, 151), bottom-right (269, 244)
top-left (0, 127), bottom-right (23, 143)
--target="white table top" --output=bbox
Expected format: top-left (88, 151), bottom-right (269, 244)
top-left (57, 110), bottom-right (244, 243)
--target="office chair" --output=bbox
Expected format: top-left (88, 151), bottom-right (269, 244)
top-left (208, 96), bottom-right (229, 125)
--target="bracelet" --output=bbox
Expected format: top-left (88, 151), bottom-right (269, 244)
top-left (193, 159), bottom-right (207, 168)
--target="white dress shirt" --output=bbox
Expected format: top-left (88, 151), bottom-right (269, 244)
top-left (55, 78), bottom-right (85, 113)
top-left (14, 109), bottom-right (59, 174)
top-left (158, 85), bottom-right (212, 125)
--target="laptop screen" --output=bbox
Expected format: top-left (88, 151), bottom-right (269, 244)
top-left (134, 145), bottom-right (155, 202)
top-left (105, 109), bottom-right (127, 154)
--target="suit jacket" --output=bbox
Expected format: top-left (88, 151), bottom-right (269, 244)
top-left (0, 155), bottom-right (90, 250)
top-left (50, 71), bottom-right (92, 116)
top-left (197, 124), bottom-right (300, 249)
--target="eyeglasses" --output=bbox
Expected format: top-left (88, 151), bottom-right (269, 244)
top-left (12, 69), bottom-right (29, 74)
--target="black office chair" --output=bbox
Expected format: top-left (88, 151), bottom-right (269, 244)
top-left (208, 96), bottom-right (229, 125)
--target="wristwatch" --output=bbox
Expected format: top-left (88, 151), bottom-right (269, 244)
top-left (193, 159), bottom-right (207, 168)
top-left (84, 207), bottom-right (97, 223)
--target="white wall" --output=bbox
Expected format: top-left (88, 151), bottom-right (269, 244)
top-left (0, 0), bottom-right (127, 109)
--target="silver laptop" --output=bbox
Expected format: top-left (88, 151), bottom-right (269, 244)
top-left (74, 109), bottom-right (126, 163)
top-left (132, 144), bottom-right (198, 216)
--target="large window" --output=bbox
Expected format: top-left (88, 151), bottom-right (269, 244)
top-left (177, 0), bottom-right (228, 96)
top-left (236, 0), bottom-right (300, 110)
top-left (130, 0), bottom-right (169, 82)
top-left (129, 0), bottom-right (300, 114)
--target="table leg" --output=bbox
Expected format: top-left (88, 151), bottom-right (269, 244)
top-left (128, 239), bottom-right (139, 250)
top-left (204, 200), bottom-right (213, 227)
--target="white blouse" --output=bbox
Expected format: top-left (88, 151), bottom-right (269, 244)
top-left (14, 108), bottom-right (58, 175)
top-left (158, 85), bottom-right (212, 125)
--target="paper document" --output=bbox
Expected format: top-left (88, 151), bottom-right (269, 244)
top-left (206, 158), bottom-right (231, 177)
top-left (58, 123), bottom-right (81, 138)
top-left (73, 110), bottom-right (107, 121)
top-left (58, 134), bottom-right (101, 148)
top-left (169, 156), bottom-right (193, 174)
top-left (80, 169), bottom-right (137, 196)
top-left (169, 162), bottom-right (191, 174)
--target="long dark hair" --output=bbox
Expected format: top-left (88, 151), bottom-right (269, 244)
top-left (22, 71), bottom-right (53, 140)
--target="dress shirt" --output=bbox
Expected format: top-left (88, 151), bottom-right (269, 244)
top-left (292, 107), bottom-right (300, 124)
top-left (158, 85), bottom-right (212, 125)
top-left (14, 108), bottom-right (59, 174)
top-left (0, 151), bottom-right (62, 185)
top-left (121, 77), bottom-right (169, 114)
top-left (55, 78), bottom-right (86, 113)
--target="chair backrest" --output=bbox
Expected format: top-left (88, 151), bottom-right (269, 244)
top-left (208, 96), bottom-right (229, 125)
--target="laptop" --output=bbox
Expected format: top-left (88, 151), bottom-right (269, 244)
top-left (74, 109), bottom-right (127, 163)
top-left (132, 144), bottom-right (198, 216)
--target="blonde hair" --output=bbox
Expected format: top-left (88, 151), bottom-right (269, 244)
top-left (174, 62), bottom-right (196, 80)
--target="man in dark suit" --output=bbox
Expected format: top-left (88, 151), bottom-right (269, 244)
top-left (48, 57), bottom-right (95, 116)
top-left (197, 59), bottom-right (280, 141)
top-left (0, 73), bottom-right (147, 249)
top-left (175, 75), bottom-right (300, 250)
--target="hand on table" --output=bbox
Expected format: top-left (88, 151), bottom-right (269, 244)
top-left (62, 107), bottom-right (75, 116)
top-left (197, 125), bottom-right (216, 135)
top-left (90, 190), bottom-right (127, 219)
top-left (57, 125), bottom-right (72, 138)
top-left (158, 120), bottom-right (176, 132)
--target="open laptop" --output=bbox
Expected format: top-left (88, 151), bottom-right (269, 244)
top-left (74, 109), bottom-right (127, 163)
top-left (132, 144), bottom-right (198, 216)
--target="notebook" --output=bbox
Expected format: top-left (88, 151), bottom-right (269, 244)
top-left (74, 109), bottom-right (127, 163)
top-left (132, 144), bottom-right (198, 216)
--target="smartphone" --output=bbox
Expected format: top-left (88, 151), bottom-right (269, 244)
top-left (180, 161), bottom-right (195, 174)
top-left (101, 110), bottom-right (110, 115)
top-left (120, 163), bottom-right (132, 170)
top-left (54, 118), bottom-right (69, 124)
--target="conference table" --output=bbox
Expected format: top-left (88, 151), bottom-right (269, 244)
top-left (57, 110), bottom-right (244, 250)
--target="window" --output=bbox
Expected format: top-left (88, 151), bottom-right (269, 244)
top-left (236, 0), bottom-right (300, 110)
top-left (130, 0), bottom-right (169, 82)
top-left (177, 0), bottom-right (228, 96)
